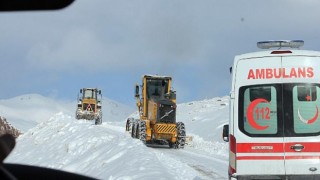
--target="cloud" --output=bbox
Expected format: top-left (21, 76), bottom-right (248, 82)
top-left (24, 1), bottom-right (220, 73)
top-left (27, 28), bottom-right (109, 71)
top-left (25, 0), bottom-right (320, 73)
top-left (2, 0), bottom-right (320, 103)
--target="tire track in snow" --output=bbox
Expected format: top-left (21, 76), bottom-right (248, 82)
top-left (180, 148), bottom-right (228, 179)
top-left (152, 147), bottom-right (228, 180)
top-left (106, 122), bottom-right (228, 179)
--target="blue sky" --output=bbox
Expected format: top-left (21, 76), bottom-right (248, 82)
top-left (0, 0), bottom-right (320, 106)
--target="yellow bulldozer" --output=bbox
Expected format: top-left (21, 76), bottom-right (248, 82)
top-left (126, 75), bottom-right (186, 148)
top-left (76, 88), bottom-right (102, 125)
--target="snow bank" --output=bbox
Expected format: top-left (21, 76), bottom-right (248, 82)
top-left (0, 94), bottom-right (134, 132)
top-left (178, 96), bottom-right (229, 143)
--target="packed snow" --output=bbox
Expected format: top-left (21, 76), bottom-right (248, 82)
top-left (3, 94), bottom-right (229, 179)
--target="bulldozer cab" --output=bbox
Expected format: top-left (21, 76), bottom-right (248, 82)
top-left (146, 78), bottom-right (169, 99)
top-left (80, 88), bottom-right (101, 100)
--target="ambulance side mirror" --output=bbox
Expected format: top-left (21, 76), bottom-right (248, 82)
top-left (222, 124), bottom-right (229, 142)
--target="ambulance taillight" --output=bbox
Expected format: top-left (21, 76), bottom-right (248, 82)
top-left (229, 134), bottom-right (236, 175)
top-left (271, 50), bottom-right (292, 54)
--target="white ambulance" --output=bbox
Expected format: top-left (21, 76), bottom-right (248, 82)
top-left (222, 40), bottom-right (320, 180)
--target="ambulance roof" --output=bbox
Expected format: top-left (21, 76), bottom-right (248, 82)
top-left (235, 49), bottom-right (320, 61)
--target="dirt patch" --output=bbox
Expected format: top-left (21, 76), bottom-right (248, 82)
top-left (0, 117), bottom-right (21, 138)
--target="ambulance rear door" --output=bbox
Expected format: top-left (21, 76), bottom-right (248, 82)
top-left (282, 55), bottom-right (320, 176)
top-left (235, 56), bottom-right (286, 176)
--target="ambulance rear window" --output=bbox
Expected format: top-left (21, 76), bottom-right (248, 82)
top-left (292, 85), bottom-right (320, 134)
top-left (297, 86), bottom-right (317, 101)
top-left (239, 85), bottom-right (280, 137)
top-left (250, 87), bottom-right (271, 102)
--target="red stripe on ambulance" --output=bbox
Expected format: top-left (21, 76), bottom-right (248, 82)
top-left (237, 156), bottom-right (320, 160)
top-left (237, 142), bottom-right (320, 153)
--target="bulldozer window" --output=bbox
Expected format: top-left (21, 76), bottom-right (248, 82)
top-left (146, 79), bottom-right (169, 98)
top-left (83, 90), bottom-right (97, 99)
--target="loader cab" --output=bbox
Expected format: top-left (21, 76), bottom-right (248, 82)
top-left (76, 88), bottom-right (102, 124)
top-left (78, 88), bottom-right (102, 112)
top-left (81, 88), bottom-right (101, 100)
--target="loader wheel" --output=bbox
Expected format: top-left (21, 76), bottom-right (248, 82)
top-left (125, 118), bottom-right (131, 131)
top-left (168, 142), bottom-right (174, 148)
top-left (131, 122), bottom-right (136, 138)
top-left (95, 117), bottom-right (102, 125)
top-left (138, 121), bottom-right (147, 144)
top-left (175, 122), bottom-right (186, 149)
top-left (95, 111), bottom-right (102, 125)
top-left (135, 123), bottom-right (140, 139)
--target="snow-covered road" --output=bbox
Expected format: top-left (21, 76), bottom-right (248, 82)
top-left (150, 146), bottom-right (228, 179)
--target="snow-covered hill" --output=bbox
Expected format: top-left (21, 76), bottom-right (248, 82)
top-left (178, 96), bottom-right (229, 143)
top-left (0, 94), bottom-right (134, 132)
top-left (4, 95), bottom-right (229, 179)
